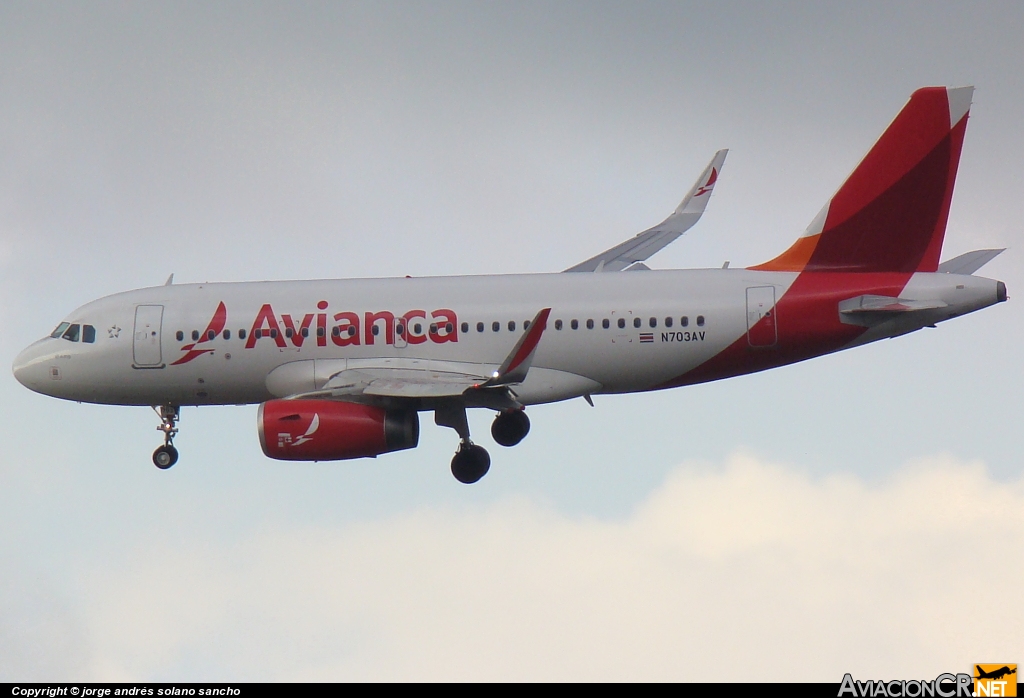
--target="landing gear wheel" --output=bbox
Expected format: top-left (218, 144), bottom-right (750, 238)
top-left (491, 409), bottom-right (530, 447)
top-left (451, 443), bottom-right (491, 484)
top-left (153, 444), bottom-right (179, 469)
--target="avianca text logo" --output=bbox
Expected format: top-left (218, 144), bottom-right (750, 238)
top-left (172, 301), bottom-right (460, 365)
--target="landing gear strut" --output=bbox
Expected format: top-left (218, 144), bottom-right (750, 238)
top-left (435, 405), bottom-right (491, 484)
top-left (152, 404), bottom-right (180, 469)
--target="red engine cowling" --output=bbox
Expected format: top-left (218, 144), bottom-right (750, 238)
top-left (258, 399), bottom-right (419, 461)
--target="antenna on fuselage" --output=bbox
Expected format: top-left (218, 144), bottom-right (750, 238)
top-left (164, 273), bottom-right (174, 286)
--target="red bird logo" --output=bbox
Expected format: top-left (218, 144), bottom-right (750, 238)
top-left (171, 301), bottom-right (227, 365)
top-left (694, 167), bottom-right (718, 197)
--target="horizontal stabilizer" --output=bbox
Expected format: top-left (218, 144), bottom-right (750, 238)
top-left (840, 294), bottom-right (948, 315)
top-left (937, 248), bottom-right (1005, 275)
top-left (564, 149), bottom-right (728, 272)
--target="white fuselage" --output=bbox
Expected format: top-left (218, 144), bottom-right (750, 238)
top-left (12, 268), bottom-right (1004, 409)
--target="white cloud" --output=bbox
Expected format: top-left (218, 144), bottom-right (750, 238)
top-left (73, 453), bottom-right (1024, 681)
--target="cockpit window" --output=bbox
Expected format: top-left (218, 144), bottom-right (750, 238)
top-left (82, 325), bottom-right (96, 343)
top-left (51, 322), bottom-right (71, 339)
top-left (61, 324), bottom-right (81, 342)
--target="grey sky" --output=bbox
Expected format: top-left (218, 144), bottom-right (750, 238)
top-left (2, 2), bottom-right (1022, 680)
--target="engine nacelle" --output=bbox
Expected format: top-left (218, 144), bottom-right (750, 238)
top-left (258, 399), bottom-right (419, 461)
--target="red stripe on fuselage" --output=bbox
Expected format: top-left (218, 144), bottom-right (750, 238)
top-left (657, 272), bottom-right (913, 389)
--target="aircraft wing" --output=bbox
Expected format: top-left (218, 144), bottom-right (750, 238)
top-left (564, 149), bottom-right (728, 272)
top-left (279, 308), bottom-right (552, 405)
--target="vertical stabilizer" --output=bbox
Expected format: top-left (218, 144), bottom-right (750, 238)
top-left (752, 87), bottom-right (972, 273)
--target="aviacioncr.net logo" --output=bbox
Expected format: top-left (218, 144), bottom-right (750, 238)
top-left (839, 673), bottom-right (974, 698)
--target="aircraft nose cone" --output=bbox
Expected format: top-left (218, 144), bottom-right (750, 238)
top-left (12, 340), bottom-right (50, 392)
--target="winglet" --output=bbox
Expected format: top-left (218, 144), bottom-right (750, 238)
top-left (658, 148), bottom-right (729, 229)
top-left (564, 149), bottom-right (728, 272)
top-left (484, 308), bottom-right (551, 386)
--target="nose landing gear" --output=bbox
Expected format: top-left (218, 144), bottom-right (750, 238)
top-left (152, 405), bottom-right (180, 469)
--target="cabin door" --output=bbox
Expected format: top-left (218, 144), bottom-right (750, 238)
top-left (746, 287), bottom-right (778, 347)
top-left (133, 305), bottom-right (165, 367)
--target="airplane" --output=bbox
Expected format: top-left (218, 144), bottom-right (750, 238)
top-left (12, 86), bottom-right (1007, 484)
top-left (975, 666), bottom-right (1017, 681)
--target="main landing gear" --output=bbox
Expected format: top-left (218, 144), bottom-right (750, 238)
top-left (435, 405), bottom-right (531, 483)
top-left (152, 404), bottom-right (180, 469)
top-left (491, 409), bottom-right (530, 447)
top-left (435, 405), bottom-right (491, 484)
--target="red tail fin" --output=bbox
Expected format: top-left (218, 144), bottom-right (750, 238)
top-left (752, 87), bottom-right (972, 273)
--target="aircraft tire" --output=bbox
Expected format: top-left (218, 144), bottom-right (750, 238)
top-left (491, 409), bottom-right (530, 447)
top-left (153, 445), bottom-right (179, 470)
top-left (451, 444), bottom-right (490, 484)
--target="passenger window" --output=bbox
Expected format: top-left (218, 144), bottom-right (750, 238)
top-left (681, 316), bottom-right (689, 327)
top-left (508, 321), bottom-right (516, 332)
top-left (301, 328), bottom-right (308, 338)
top-left (62, 324), bottom-right (81, 342)
top-left (524, 320), bottom-right (531, 330)
top-left (477, 322), bottom-right (484, 333)
top-left (396, 323), bottom-right (405, 336)
top-left (270, 329), bottom-right (278, 339)
top-left (51, 322), bottom-right (71, 339)
top-left (665, 317), bottom-right (673, 328)
top-left (176, 331), bottom-right (184, 341)
top-left (618, 318), bottom-right (625, 329)
top-left (461, 322), bottom-right (469, 333)
top-left (649, 317), bottom-right (657, 328)
top-left (492, 321), bottom-right (500, 332)
top-left (429, 323), bottom-right (437, 334)
top-left (372, 325), bottom-right (380, 336)
top-left (602, 319), bottom-right (609, 329)
top-left (82, 325), bottom-right (96, 343)
top-left (633, 317), bottom-right (641, 328)
top-left (240, 329), bottom-right (247, 339)
top-left (571, 319), bottom-right (579, 330)
top-left (285, 328), bottom-right (293, 338)
top-left (446, 322), bottom-right (454, 334)
top-left (348, 326), bottom-right (356, 337)
top-left (697, 315), bottom-right (705, 326)
top-left (208, 329), bottom-right (216, 341)
top-left (555, 319), bottom-right (563, 330)
top-left (255, 329), bottom-right (263, 339)
top-left (415, 323), bottom-right (423, 334)
top-left (192, 330), bottom-right (200, 341)
top-left (223, 330), bottom-right (231, 340)
top-left (586, 319), bottom-right (594, 329)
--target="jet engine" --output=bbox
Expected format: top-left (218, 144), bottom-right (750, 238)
top-left (258, 399), bottom-right (419, 461)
